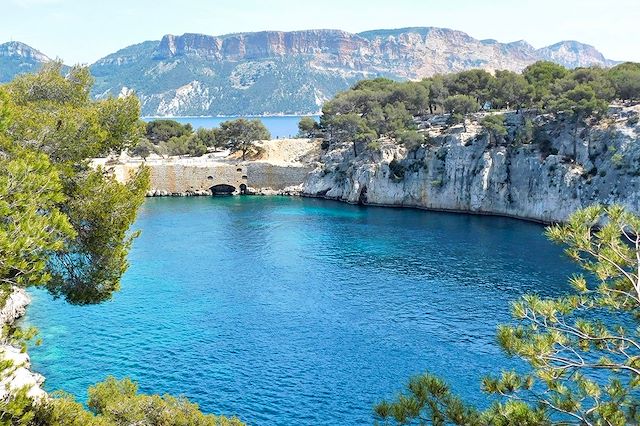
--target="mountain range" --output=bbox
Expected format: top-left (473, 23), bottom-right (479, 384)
top-left (0, 27), bottom-right (619, 116)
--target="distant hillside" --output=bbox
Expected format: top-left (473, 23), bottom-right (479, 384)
top-left (0, 41), bottom-right (50, 83)
top-left (0, 27), bottom-right (620, 116)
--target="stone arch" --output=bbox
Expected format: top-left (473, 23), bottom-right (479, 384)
top-left (210, 184), bottom-right (236, 196)
top-left (239, 183), bottom-right (247, 194)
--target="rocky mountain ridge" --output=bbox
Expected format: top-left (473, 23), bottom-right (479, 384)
top-left (1, 27), bottom-right (620, 116)
top-left (0, 41), bottom-right (51, 83)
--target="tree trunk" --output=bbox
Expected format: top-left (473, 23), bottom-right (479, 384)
top-left (353, 141), bottom-right (358, 157)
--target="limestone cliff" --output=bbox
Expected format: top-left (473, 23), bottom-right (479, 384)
top-left (0, 287), bottom-right (46, 401)
top-left (87, 27), bottom-right (617, 116)
top-left (302, 106), bottom-right (640, 223)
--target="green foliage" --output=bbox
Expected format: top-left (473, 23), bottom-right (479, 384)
top-left (0, 64), bottom-right (152, 305)
top-left (158, 135), bottom-right (207, 157)
top-left (480, 115), bottom-right (508, 145)
top-left (444, 69), bottom-right (494, 106)
top-left (0, 143), bottom-right (74, 289)
top-left (319, 62), bottom-right (640, 157)
top-left (218, 118), bottom-right (270, 160)
top-left (378, 205), bottom-right (640, 425)
top-left (143, 122), bottom-right (219, 157)
top-left (47, 167), bottom-right (149, 304)
top-left (515, 118), bottom-right (535, 145)
top-left (298, 116), bottom-right (319, 138)
top-left (443, 94), bottom-right (479, 115)
top-left (523, 61), bottom-right (569, 108)
top-left (5, 65), bottom-right (140, 162)
top-left (131, 138), bottom-right (155, 159)
top-left (397, 129), bottom-right (426, 154)
top-left (549, 84), bottom-right (608, 120)
top-left (323, 113), bottom-right (376, 156)
top-left (375, 373), bottom-right (483, 425)
top-left (145, 119), bottom-right (193, 144)
top-left (491, 70), bottom-right (531, 110)
top-left (608, 62), bottom-right (640, 100)
top-left (426, 75), bottom-right (449, 113)
top-left (194, 127), bottom-right (219, 148)
top-left (32, 377), bottom-right (245, 426)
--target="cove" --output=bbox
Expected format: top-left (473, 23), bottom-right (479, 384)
top-left (24, 197), bottom-right (577, 425)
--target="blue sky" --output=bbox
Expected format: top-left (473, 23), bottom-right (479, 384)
top-left (3, 0), bottom-right (639, 64)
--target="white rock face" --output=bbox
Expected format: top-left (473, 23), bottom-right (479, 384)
top-left (0, 288), bottom-right (46, 402)
top-left (302, 108), bottom-right (640, 223)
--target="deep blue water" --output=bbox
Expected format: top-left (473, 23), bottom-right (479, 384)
top-left (24, 197), bottom-right (577, 425)
top-left (142, 116), bottom-right (317, 139)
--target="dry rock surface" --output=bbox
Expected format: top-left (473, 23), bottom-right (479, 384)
top-left (0, 287), bottom-right (46, 401)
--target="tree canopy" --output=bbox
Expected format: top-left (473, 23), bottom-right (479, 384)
top-left (0, 65), bottom-right (243, 424)
top-left (217, 118), bottom-right (270, 160)
top-left (317, 61), bottom-right (640, 157)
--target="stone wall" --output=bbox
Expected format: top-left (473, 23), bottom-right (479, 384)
top-left (101, 160), bottom-right (314, 196)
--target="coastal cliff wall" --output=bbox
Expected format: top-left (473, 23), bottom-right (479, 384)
top-left (0, 288), bottom-right (45, 401)
top-left (302, 106), bottom-right (640, 223)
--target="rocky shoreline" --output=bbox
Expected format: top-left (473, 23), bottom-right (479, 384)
top-left (145, 185), bottom-right (304, 198)
top-left (0, 287), bottom-right (46, 402)
top-left (302, 107), bottom-right (640, 223)
top-left (104, 106), bottom-right (640, 224)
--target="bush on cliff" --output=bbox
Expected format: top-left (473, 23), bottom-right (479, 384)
top-left (319, 61), bottom-right (640, 157)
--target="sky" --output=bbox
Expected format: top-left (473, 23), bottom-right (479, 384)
top-left (3, 0), bottom-right (639, 64)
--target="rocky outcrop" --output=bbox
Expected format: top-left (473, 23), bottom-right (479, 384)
top-left (0, 287), bottom-right (46, 401)
top-left (302, 106), bottom-right (640, 223)
top-left (0, 41), bottom-right (51, 83)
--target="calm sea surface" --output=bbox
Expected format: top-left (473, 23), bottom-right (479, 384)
top-left (24, 197), bottom-right (577, 425)
top-left (142, 116), bottom-right (316, 139)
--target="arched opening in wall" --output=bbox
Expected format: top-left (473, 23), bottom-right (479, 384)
top-left (241, 175), bottom-right (248, 180)
top-left (358, 186), bottom-right (368, 205)
top-left (210, 184), bottom-right (236, 196)
top-left (239, 184), bottom-right (247, 195)
top-left (207, 176), bottom-right (214, 180)
top-left (236, 168), bottom-right (242, 172)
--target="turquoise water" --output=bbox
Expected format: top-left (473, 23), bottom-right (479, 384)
top-left (25, 197), bottom-right (577, 425)
top-left (142, 116), bottom-right (318, 139)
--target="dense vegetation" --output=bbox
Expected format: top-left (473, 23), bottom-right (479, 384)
top-left (0, 64), bottom-right (243, 425)
top-left (133, 118), bottom-right (270, 159)
top-left (314, 61), bottom-right (640, 157)
top-left (375, 205), bottom-right (640, 425)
